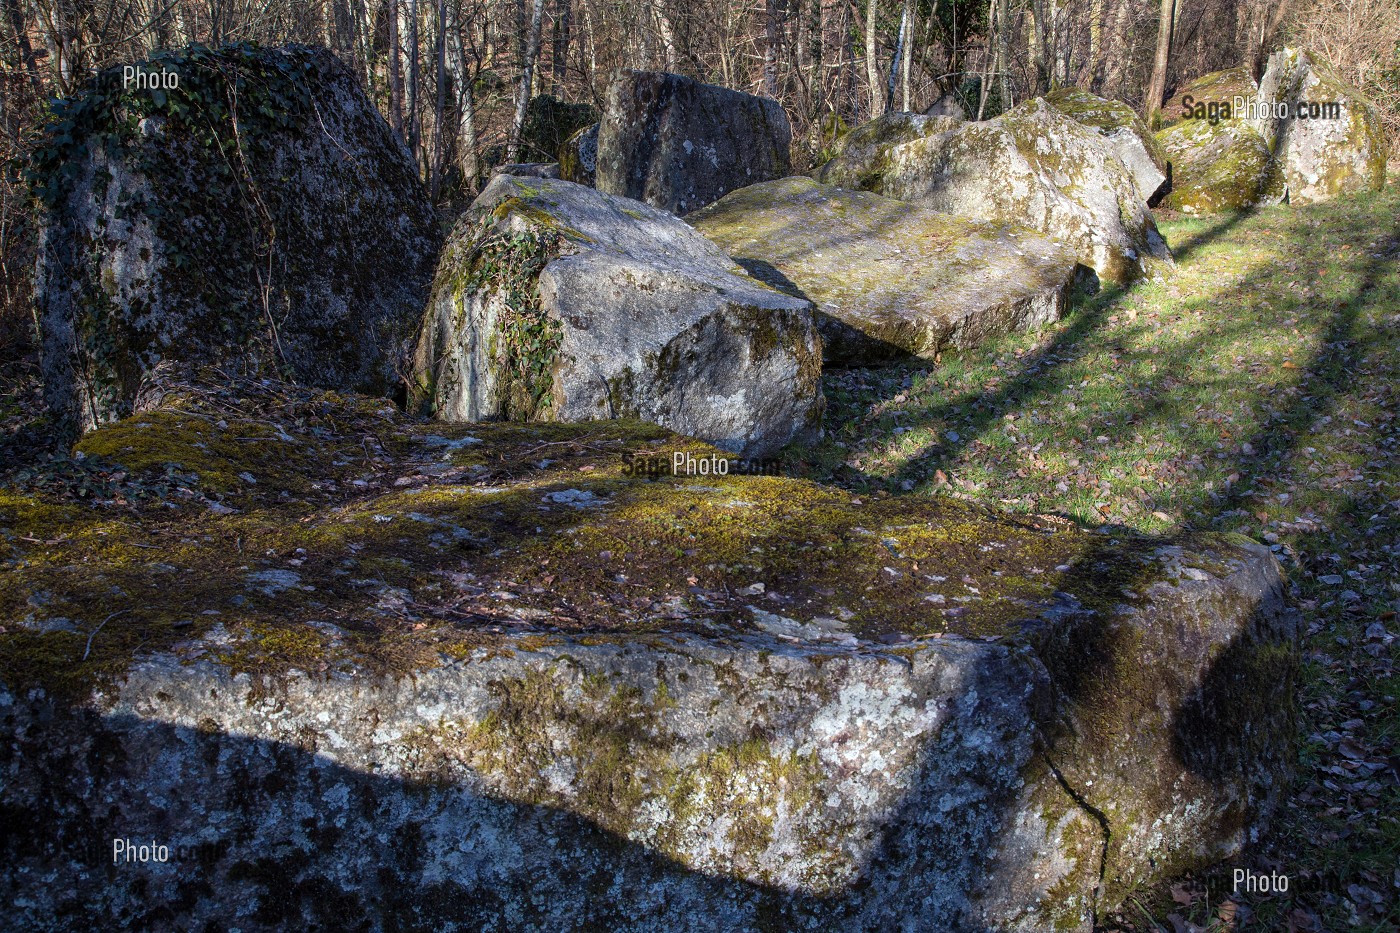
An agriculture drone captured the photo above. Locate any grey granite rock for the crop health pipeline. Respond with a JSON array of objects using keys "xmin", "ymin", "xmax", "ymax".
[
  {"xmin": 596, "ymin": 70, "xmax": 792, "ymax": 214},
  {"xmin": 409, "ymin": 175, "xmax": 823, "ymax": 457}
]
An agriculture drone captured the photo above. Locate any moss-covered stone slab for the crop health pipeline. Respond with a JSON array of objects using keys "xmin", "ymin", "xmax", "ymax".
[
  {"xmin": 30, "ymin": 44, "xmax": 438, "ymax": 438},
  {"xmin": 1155, "ymin": 118, "xmax": 1285, "ymax": 214},
  {"xmin": 409, "ymin": 175, "xmax": 822, "ymax": 458},
  {"xmin": 814, "ymin": 99, "xmax": 1173, "ymax": 285},
  {"xmin": 1044, "ymin": 87, "xmax": 1170, "ymax": 204},
  {"xmin": 1255, "ymin": 48, "xmax": 1387, "ymax": 205},
  {"xmin": 0, "ymin": 388, "xmax": 1297, "ymax": 930},
  {"xmin": 689, "ymin": 177, "xmax": 1079, "ymax": 365},
  {"xmin": 596, "ymin": 70, "xmax": 792, "ymax": 214}
]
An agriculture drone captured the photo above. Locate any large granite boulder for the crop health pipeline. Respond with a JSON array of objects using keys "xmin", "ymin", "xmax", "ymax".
[
  {"xmin": 1044, "ymin": 87, "xmax": 1170, "ymax": 204},
  {"xmin": 1155, "ymin": 67, "xmax": 1285, "ymax": 213},
  {"xmin": 690, "ymin": 177, "xmax": 1080, "ymax": 366},
  {"xmin": 29, "ymin": 44, "xmax": 438, "ymax": 437},
  {"xmin": 815, "ymin": 99, "xmax": 1172, "ymax": 285},
  {"xmin": 1254, "ymin": 48, "xmax": 1387, "ymax": 204},
  {"xmin": 596, "ymin": 70, "xmax": 792, "ymax": 214},
  {"xmin": 1155, "ymin": 118, "xmax": 1285, "ymax": 214},
  {"xmin": 0, "ymin": 395, "xmax": 1299, "ymax": 931},
  {"xmin": 409, "ymin": 175, "xmax": 822, "ymax": 458}
]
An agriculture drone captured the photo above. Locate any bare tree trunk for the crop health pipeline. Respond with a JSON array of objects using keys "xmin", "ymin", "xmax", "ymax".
[
  {"xmin": 885, "ymin": 2, "xmax": 903, "ymax": 110},
  {"xmin": 977, "ymin": 0, "xmax": 995, "ymax": 119},
  {"xmin": 389, "ymin": 0, "xmax": 405, "ymax": 140},
  {"xmin": 430, "ymin": 0, "xmax": 448, "ymax": 197},
  {"xmin": 1143, "ymin": 0, "xmax": 1176, "ymax": 121},
  {"xmin": 864, "ymin": 0, "xmax": 882, "ymax": 117},
  {"xmin": 997, "ymin": 0, "xmax": 1010, "ymax": 107},
  {"xmin": 508, "ymin": 0, "xmax": 545, "ymax": 161},
  {"xmin": 407, "ymin": 0, "xmax": 421, "ymax": 161},
  {"xmin": 764, "ymin": 0, "xmax": 780, "ymax": 96},
  {"xmin": 448, "ymin": 0, "xmax": 480, "ymax": 184},
  {"xmin": 551, "ymin": 0, "xmax": 571, "ymax": 92},
  {"xmin": 899, "ymin": 0, "xmax": 911, "ymax": 110}
]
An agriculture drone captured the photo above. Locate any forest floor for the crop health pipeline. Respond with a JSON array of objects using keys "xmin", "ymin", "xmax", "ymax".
[{"xmin": 791, "ymin": 181, "xmax": 1400, "ymax": 931}]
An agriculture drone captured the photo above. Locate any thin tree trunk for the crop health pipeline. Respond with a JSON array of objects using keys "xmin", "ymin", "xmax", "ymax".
[
  {"xmin": 407, "ymin": 0, "xmax": 421, "ymax": 162},
  {"xmin": 1143, "ymin": 0, "xmax": 1176, "ymax": 121},
  {"xmin": 430, "ymin": 0, "xmax": 448, "ymax": 197},
  {"xmin": 864, "ymin": 0, "xmax": 882, "ymax": 117},
  {"xmin": 448, "ymin": 0, "xmax": 480, "ymax": 184},
  {"xmin": 899, "ymin": 0, "xmax": 911, "ymax": 110},
  {"xmin": 764, "ymin": 0, "xmax": 780, "ymax": 96},
  {"xmin": 389, "ymin": 0, "xmax": 405, "ymax": 140},
  {"xmin": 885, "ymin": 3, "xmax": 903, "ymax": 110},
  {"xmin": 551, "ymin": 0, "xmax": 571, "ymax": 92},
  {"xmin": 977, "ymin": 0, "xmax": 994, "ymax": 119},
  {"xmin": 508, "ymin": 0, "xmax": 545, "ymax": 161},
  {"xmin": 996, "ymin": 0, "xmax": 1010, "ymax": 108}
]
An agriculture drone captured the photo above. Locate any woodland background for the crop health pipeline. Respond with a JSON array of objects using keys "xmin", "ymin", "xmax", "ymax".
[{"xmin": 0, "ymin": 0, "xmax": 1397, "ymax": 359}]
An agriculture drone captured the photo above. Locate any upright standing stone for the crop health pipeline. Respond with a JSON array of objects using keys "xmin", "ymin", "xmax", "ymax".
[
  {"xmin": 30, "ymin": 44, "xmax": 438, "ymax": 437},
  {"xmin": 595, "ymin": 70, "xmax": 792, "ymax": 215},
  {"xmin": 1254, "ymin": 48, "xmax": 1387, "ymax": 205}
]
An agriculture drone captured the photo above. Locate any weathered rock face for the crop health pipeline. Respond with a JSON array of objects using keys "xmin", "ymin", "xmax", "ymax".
[
  {"xmin": 815, "ymin": 99, "xmax": 1172, "ymax": 285},
  {"xmin": 1044, "ymin": 87, "xmax": 1170, "ymax": 204},
  {"xmin": 491, "ymin": 161, "xmax": 562, "ymax": 179},
  {"xmin": 30, "ymin": 44, "xmax": 439, "ymax": 437},
  {"xmin": 519, "ymin": 93, "xmax": 599, "ymax": 164},
  {"xmin": 810, "ymin": 111, "xmax": 961, "ymax": 191},
  {"xmin": 690, "ymin": 177, "xmax": 1080, "ymax": 365},
  {"xmin": 1155, "ymin": 118, "xmax": 1285, "ymax": 214},
  {"xmin": 559, "ymin": 122, "xmax": 599, "ymax": 185},
  {"xmin": 1254, "ymin": 48, "xmax": 1387, "ymax": 205},
  {"xmin": 409, "ymin": 175, "xmax": 822, "ymax": 458},
  {"xmin": 0, "ymin": 395, "xmax": 1299, "ymax": 931},
  {"xmin": 596, "ymin": 70, "xmax": 792, "ymax": 214}
]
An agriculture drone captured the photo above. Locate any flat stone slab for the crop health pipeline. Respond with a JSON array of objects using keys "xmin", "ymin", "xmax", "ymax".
[
  {"xmin": 0, "ymin": 388, "xmax": 1298, "ymax": 931},
  {"xmin": 689, "ymin": 177, "xmax": 1080, "ymax": 365}
]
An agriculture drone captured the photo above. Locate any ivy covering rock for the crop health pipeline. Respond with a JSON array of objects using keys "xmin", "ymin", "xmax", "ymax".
[
  {"xmin": 30, "ymin": 43, "xmax": 439, "ymax": 438},
  {"xmin": 409, "ymin": 174, "xmax": 823, "ymax": 458}
]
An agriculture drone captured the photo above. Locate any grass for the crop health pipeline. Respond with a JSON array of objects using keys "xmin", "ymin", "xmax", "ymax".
[{"xmin": 788, "ymin": 182, "xmax": 1400, "ymax": 930}]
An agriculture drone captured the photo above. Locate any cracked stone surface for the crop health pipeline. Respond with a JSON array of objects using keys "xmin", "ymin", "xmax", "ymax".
[{"xmin": 0, "ymin": 391, "xmax": 1299, "ymax": 930}]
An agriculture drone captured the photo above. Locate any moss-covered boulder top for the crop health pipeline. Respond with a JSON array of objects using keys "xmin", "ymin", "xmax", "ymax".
[
  {"xmin": 409, "ymin": 175, "xmax": 822, "ymax": 458},
  {"xmin": 689, "ymin": 177, "xmax": 1079, "ymax": 365},
  {"xmin": 30, "ymin": 43, "xmax": 438, "ymax": 439},
  {"xmin": 1043, "ymin": 87, "xmax": 1169, "ymax": 203},
  {"xmin": 1161, "ymin": 66, "xmax": 1259, "ymax": 127},
  {"xmin": 3, "ymin": 382, "xmax": 1269, "ymax": 697}
]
